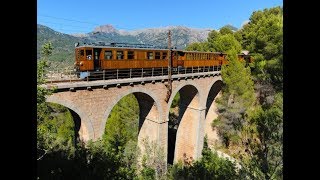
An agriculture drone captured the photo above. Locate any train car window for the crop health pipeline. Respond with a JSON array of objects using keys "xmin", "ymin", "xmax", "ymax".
[
  {"xmin": 155, "ymin": 52, "xmax": 161, "ymax": 59},
  {"xmin": 117, "ymin": 51, "xmax": 124, "ymax": 60},
  {"xmin": 86, "ymin": 50, "xmax": 92, "ymax": 60},
  {"xmin": 162, "ymin": 52, "xmax": 167, "ymax": 59},
  {"xmin": 128, "ymin": 51, "xmax": 134, "ymax": 59},
  {"xmin": 147, "ymin": 52, "xmax": 153, "ymax": 60},
  {"xmin": 80, "ymin": 50, "xmax": 84, "ymax": 56},
  {"xmin": 177, "ymin": 51, "xmax": 185, "ymax": 56},
  {"xmin": 104, "ymin": 51, "xmax": 112, "ymax": 60},
  {"xmin": 95, "ymin": 51, "xmax": 98, "ymax": 60}
]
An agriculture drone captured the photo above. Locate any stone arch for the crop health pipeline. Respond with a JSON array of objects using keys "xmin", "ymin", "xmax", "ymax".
[
  {"xmin": 204, "ymin": 77, "xmax": 223, "ymax": 148},
  {"xmin": 46, "ymin": 96, "xmax": 94, "ymax": 142},
  {"xmin": 98, "ymin": 87, "xmax": 163, "ymax": 143},
  {"xmin": 167, "ymin": 81, "xmax": 205, "ymax": 114},
  {"xmin": 167, "ymin": 82, "xmax": 204, "ymax": 163},
  {"xmin": 68, "ymin": 109, "xmax": 81, "ymax": 145},
  {"xmin": 205, "ymin": 79, "xmax": 223, "ymax": 117}
]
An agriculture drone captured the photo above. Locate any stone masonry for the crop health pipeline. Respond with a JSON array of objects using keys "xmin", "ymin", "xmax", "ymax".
[{"xmin": 46, "ymin": 75, "xmax": 223, "ymax": 163}]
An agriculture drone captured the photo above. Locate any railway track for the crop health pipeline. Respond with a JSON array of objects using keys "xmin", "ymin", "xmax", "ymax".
[{"xmin": 46, "ymin": 79, "xmax": 82, "ymax": 83}]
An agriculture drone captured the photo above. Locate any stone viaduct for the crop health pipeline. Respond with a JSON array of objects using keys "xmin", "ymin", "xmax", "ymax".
[{"xmin": 45, "ymin": 71, "xmax": 223, "ymax": 163}]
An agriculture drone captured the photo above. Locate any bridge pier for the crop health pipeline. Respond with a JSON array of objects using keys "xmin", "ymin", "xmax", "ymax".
[{"xmin": 174, "ymin": 105, "xmax": 207, "ymax": 163}]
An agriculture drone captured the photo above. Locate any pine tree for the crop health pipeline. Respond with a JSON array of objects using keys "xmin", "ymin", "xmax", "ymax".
[{"xmin": 215, "ymin": 49, "xmax": 255, "ymax": 147}]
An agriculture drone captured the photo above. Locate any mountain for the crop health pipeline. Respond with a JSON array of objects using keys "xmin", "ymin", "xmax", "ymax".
[
  {"xmin": 73, "ymin": 24, "xmax": 212, "ymax": 49},
  {"xmin": 37, "ymin": 24, "xmax": 81, "ymax": 68},
  {"xmin": 37, "ymin": 24, "xmax": 213, "ymax": 68}
]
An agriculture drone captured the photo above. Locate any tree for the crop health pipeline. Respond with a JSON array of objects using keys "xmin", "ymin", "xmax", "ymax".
[
  {"xmin": 37, "ymin": 42, "xmax": 78, "ymax": 160},
  {"xmin": 103, "ymin": 94, "xmax": 139, "ymax": 153},
  {"xmin": 37, "ymin": 60, "xmax": 51, "ymax": 122},
  {"xmin": 102, "ymin": 94, "xmax": 140, "ymax": 178},
  {"xmin": 184, "ymin": 42, "xmax": 210, "ymax": 51},
  {"xmin": 212, "ymin": 7, "xmax": 283, "ymax": 177},
  {"xmin": 214, "ymin": 49, "xmax": 255, "ymax": 147},
  {"xmin": 41, "ymin": 41, "xmax": 53, "ymax": 61},
  {"xmin": 37, "ymin": 42, "xmax": 53, "ymax": 129},
  {"xmin": 219, "ymin": 26, "xmax": 234, "ymax": 35},
  {"xmin": 212, "ymin": 34, "xmax": 242, "ymax": 54},
  {"xmin": 240, "ymin": 6, "xmax": 283, "ymax": 89},
  {"xmin": 243, "ymin": 93, "xmax": 283, "ymax": 180},
  {"xmin": 37, "ymin": 42, "xmax": 53, "ymax": 118},
  {"xmin": 207, "ymin": 30, "xmax": 219, "ymax": 46},
  {"xmin": 186, "ymin": 29, "xmax": 242, "ymax": 54},
  {"xmin": 139, "ymin": 138, "xmax": 167, "ymax": 180},
  {"xmin": 169, "ymin": 136, "xmax": 239, "ymax": 179}
]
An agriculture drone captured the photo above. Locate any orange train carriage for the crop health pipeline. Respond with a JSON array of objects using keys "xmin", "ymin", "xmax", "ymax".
[
  {"xmin": 237, "ymin": 50, "xmax": 254, "ymax": 65},
  {"xmin": 74, "ymin": 42, "xmax": 251, "ymax": 79}
]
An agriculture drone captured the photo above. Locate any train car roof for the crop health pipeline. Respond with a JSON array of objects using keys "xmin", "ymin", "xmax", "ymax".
[
  {"xmin": 76, "ymin": 45, "xmax": 226, "ymax": 54},
  {"xmin": 76, "ymin": 45, "xmax": 170, "ymax": 51}
]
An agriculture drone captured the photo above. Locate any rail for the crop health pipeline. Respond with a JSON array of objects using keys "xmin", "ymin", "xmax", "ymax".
[{"xmin": 43, "ymin": 65, "xmax": 222, "ymax": 90}]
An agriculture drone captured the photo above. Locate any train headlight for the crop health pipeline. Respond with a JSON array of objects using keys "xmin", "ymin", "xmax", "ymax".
[{"xmin": 80, "ymin": 62, "xmax": 83, "ymax": 66}]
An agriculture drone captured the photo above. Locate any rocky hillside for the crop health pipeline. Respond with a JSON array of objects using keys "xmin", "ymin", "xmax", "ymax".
[
  {"xmin": 72, "ymin": 24, "xmax": 212, "ymax": 49},
  {"xmin": 37, "ymin": 24, "xmax": 81, "ymax": 67}
]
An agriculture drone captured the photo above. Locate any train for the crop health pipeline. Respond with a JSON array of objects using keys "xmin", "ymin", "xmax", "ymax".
[{"xmin": 74, "ymin": 42, "xmax": 253, "ymax": 79}]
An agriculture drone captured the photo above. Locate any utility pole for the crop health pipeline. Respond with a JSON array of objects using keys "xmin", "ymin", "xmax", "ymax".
[{"xmin": 165, "ymin": 30, "xmax": 172, "ymax": 102}]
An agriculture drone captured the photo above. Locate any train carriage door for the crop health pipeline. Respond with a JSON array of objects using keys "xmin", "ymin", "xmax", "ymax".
[
  {"xmin": 85, "ymin": 48, "xmax": 94, "ymax": 71},
  {"xmin": 93, "ymin": 48, "xmax": 102, "ymax": 71},
  {"xmin": 177, "ymin": 51, "xmax": 185, "ymax": 68},
  {"xmin": 171, "ymin": 51, "xmax": 178, "ymax": 67}
]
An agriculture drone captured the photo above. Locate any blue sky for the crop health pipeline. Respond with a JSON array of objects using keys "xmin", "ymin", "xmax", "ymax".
[{"xmin": 37, "ymin": 0, "xmax": 282, "ymax": 34}]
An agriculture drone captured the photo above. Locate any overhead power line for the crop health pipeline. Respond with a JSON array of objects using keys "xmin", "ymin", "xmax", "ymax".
[
  {"xmin": 38, "ymin": 14, "xmax": 180, "ymax": 32},
  {"xmin": 38, "ymin": 14, "xmax": 99, "ymax": 25},
  {"xmin": 37, "ymin": 20, "xmax": 93, "ymax": 29}
]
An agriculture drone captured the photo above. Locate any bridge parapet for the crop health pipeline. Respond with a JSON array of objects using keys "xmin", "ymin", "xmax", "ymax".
[{"xmin": 43, "ymin": 71, "xmax": 221, "ymax": 91}]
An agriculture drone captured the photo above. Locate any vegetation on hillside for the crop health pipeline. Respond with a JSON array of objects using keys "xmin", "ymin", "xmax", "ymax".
[
  {"xmin": 186, "ymin": 6, "xmax": 283, "ymax": 179},
  {"xmin": 37, "ymin": 6, "xmax": 283, "ymax": 179},
  {"xmin": 37, "ymin": 25, "xmax": 81, "ymax": 69}
]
